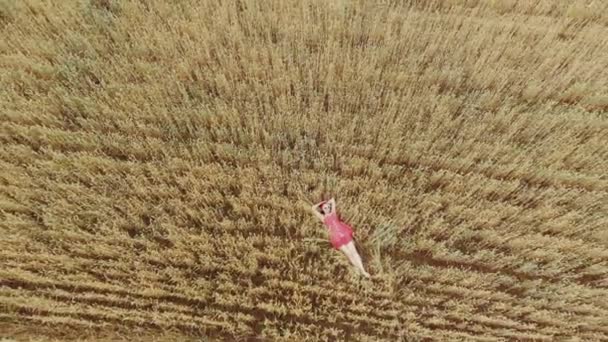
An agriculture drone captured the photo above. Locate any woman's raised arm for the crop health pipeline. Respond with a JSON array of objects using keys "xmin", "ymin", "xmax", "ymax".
[{"xmin": 325, "ymin": 198, "xmax": 336, "ymax": 214}]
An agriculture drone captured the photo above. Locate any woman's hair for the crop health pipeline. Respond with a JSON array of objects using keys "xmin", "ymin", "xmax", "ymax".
[{"xmin": 318, "ymin": 201, "xmax": 330, "ymax": 215}]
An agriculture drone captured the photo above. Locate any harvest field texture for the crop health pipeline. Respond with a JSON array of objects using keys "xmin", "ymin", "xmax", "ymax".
[{"xmin": 1, "ymin": 0, "xmax": 608, "ymax": 341}]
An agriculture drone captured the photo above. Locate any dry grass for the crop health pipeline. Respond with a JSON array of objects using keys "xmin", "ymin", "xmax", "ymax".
[{"xmin": 1, "ymin": 0, "xmax": 608, "ymax": 341}]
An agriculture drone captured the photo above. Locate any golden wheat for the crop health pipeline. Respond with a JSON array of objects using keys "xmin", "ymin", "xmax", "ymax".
[{"xmin": 1, "ymin": 0, "xmax": 608, "ymax": 341}]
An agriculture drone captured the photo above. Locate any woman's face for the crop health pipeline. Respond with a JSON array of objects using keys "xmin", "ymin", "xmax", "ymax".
[{"xmin": 321, "ymin": 202, "xmax": 332, "ymax": 215}]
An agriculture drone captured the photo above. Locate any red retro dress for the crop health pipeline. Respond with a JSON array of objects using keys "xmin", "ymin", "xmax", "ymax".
[{"xmin": 323, "ymin": 212, "xmax": 354, "ymax": 249}]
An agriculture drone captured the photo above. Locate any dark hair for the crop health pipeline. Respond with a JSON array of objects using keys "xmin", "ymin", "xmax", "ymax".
[{"xmin": 318, "ymin": 202, "xmax": 330, "ymax": 215}]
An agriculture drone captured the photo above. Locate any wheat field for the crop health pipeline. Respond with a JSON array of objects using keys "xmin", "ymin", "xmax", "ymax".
[{"xmin": 1, "ymin": 0, "xmax": 608, "ymax": 341}]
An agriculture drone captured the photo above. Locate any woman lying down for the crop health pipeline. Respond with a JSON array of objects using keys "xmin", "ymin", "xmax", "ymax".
[{"xmin": 311, "ymin": 198, "xmax": 370, "ymax": 278}]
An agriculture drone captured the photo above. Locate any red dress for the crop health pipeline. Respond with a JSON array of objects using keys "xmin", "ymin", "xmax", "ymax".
[{"xmin": 323, "ymin": 212, "xmax": 354, "ymax": 249}]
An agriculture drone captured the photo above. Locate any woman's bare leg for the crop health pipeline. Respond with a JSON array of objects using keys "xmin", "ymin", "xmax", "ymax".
[
  {"xmin": 349, "ymin": 242, "xmax": 370, "ymax": 277},
  {"xmin": 340, "ymin": 241, "xmax": 370, "ymax": 277}
]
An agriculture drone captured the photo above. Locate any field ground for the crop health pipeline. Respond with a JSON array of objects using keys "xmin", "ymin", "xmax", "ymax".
[{"xmin": 1, "ymin": 0, "xmax": 608, "ymax": 341}]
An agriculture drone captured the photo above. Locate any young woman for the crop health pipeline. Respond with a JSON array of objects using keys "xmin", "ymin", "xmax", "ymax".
[{"xmin": 311, "ymin": 198, "xmax": 370, "ymax": 278}]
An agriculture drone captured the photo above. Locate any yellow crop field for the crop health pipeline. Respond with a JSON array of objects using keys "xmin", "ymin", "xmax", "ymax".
[{"xmin": 1, "ymin": 0, "xmax": 608, "ymax": 340}]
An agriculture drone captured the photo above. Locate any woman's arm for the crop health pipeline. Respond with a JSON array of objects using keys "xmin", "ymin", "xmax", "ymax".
[{"xmin": 328, "ymin": 198, "xmax": 336, "ymax": 214}]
